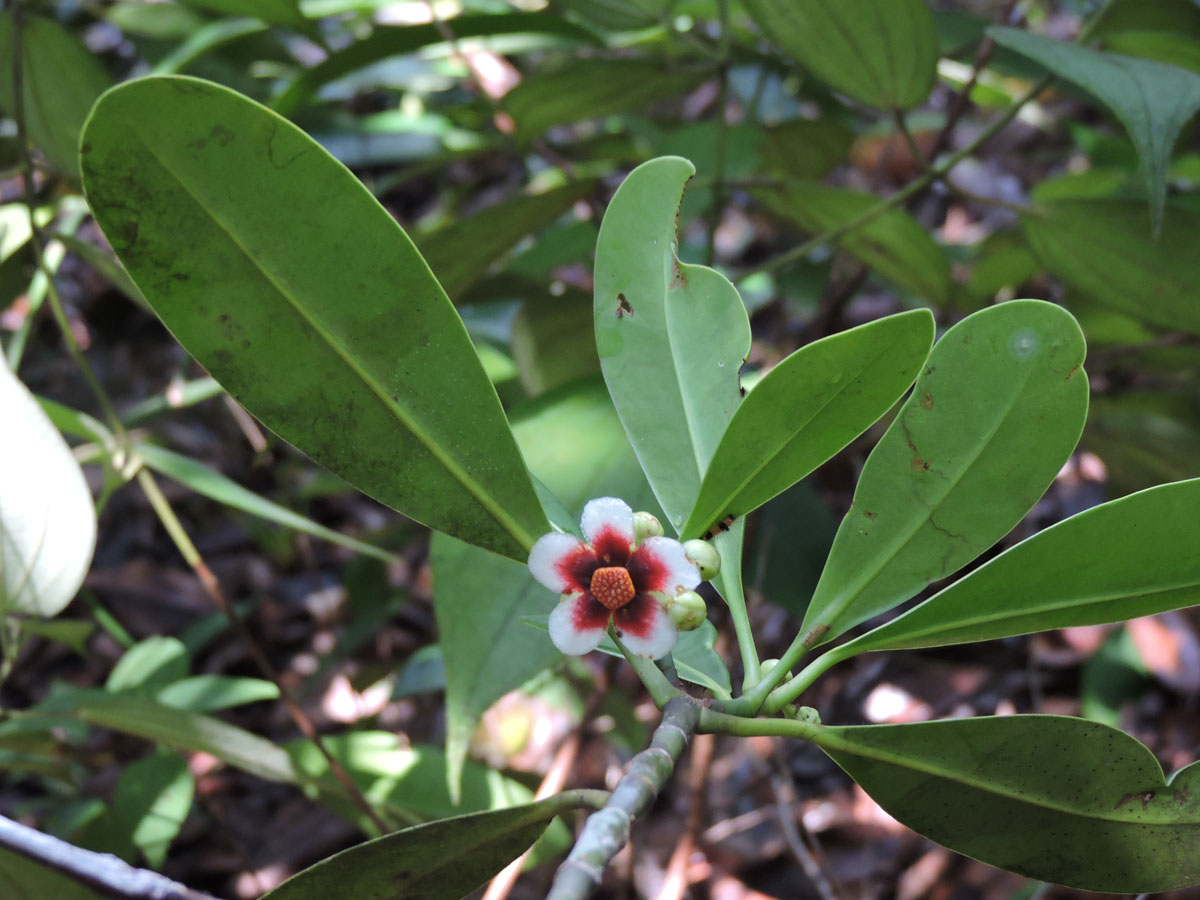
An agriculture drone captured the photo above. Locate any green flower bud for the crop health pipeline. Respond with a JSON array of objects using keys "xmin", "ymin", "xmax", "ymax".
[
  {"xmin": 632, "ymin": 511, "xmax": 664, "ymax": 543},
  {"xmin": 665, "ymin": 589, "xmax": 707, "ymax": 631},
  {"xmin": 682, "ymin": 538, "xmax": 721, "ymax": 580},
  {"xmin": 759, "ymin": 658, "xmax": 794, "ymax": 681}
]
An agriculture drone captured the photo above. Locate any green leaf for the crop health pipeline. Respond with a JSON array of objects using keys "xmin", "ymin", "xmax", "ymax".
[
  {"xmin": 81, "ymin": 76, "xmax": 547, "ymax": 561},
  {"xmin": 110, "ymin": 750, "xmax": 194, "ymax": 868},
  {"xmin": 503, "ymin": 61, "xmax": 705, "ymax": 142},
  {"xmin": 176, "ymin": 0, "xmax": 309, "ymax": 32},
  {"xmin": 683, "ymin": 310, "xmax": 934, "ymax": 539},
  {"xmin": 155, "ymin": 675, "xmax": 280, "ymax": 711},
  {"xmin": 0, "ymin": 354, "xmax": 96, "ymax": 618},
  {"xmin": 433, "ymin": 378, "xmax": 665, "ymax": 798},
  {"xmin": 0, "ymin": 13, "xmax": 110, "ymax": 177},
  {"xmin": 510, "ymin": 290, "xmax": 601, "ymax": 397},
  {"xmin": 989, "ymin": 26, "xmax": 1200, "ymax": 233},
  {"xmin": 810, "ymin": 715, "xmax": 1200, "ymax": 892},
  {"xmin": 135, "ymin": 443, "xmax": 395, "ymax": 562},
  {"xmin": 74, "ymin": 696, "xmax": 301, "ymax": 785},
  {"xmin": 105, "ymin": 637, "xmax": 189, "ymax": 691},
  {"xmin": 260, "ymin": 792, "xmax": 599, "ymax": 900},
  {"xmin": 272, "ymin": 13, "xmax": 598, "ymax": 116},
  {"xmin": 151, "ymin": 18, "xmax": 269, "ymax": 77},
  {"xmin": 798, "ymin": 300, "xmax": 1088, "ymax": 648},
  {"xmin": 832, "ymin": 478, "xmax": 1200, "ymax": 657},
  {"xmin": 594, "ymin": 156, "xmax": 750, "ymax": 532},
  {"xmin": 753, "ymin": 182, "xmax": 951, "ymax": 304},
  {"xmin": 742, "ymin": 0, "xmax": 938, "ymax": 109},
  {"xmin": 417, "ymin": 181, "xmax": 597, "ymax": 301},
  {"xmin": 1022, "ymin": 197, "xmax": 1200, "ymax": 336}
]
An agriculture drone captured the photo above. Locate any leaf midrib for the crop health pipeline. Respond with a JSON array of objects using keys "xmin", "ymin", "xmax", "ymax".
[{"xmin": 128, "ymin": 128, "xmax": 535, "ymax": 551}]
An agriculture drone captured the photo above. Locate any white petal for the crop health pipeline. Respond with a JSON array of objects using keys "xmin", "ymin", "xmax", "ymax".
[
  {"xmin": 548, "ymin": 595, "xmax": 608, "ymax": 656},
  {"xmin": 614, "ymin": 600, "xmax": 678, "ymax": 659},
  {"xmin": 634, "ymin": 536, "xmax": 701, "ymax": 592},
  {"xmin": 528, "ymin": 532, "xmax": 589, "ymax": 593},
  {"xmin": 580, "ymin": 497, "xmax": 635, "ymax": 547}
]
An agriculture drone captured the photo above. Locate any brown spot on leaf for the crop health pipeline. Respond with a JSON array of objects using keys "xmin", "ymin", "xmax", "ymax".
[
  {"xmin": 921, "ymin": 392, "xmax": 933, "ymax": 410},
  {"xmin": 616, "ymin": 293, "xmax": 634, "ymax": 318},
  {"xmin": 864, "ymin": 511, "xmax": 877, "ymax": 521},
  {"xmin": 1066, "ymin": 363, "xmax": 1081, "ymax": 381},
  {"xmin": 911, "ymin": 455, "xmax": 930, "ymax": 473}
]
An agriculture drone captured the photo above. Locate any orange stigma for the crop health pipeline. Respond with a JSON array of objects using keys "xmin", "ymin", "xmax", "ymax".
[{"xmin": 590, "ymin": 566, "xmax": 636, "ymax": 610}]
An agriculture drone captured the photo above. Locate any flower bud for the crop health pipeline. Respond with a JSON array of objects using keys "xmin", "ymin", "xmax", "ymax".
[
  {"xmin": 666, "ymin": 589, "xmax": 707, "ymax": 631},
  {"xmin": 759, "ymin": 658, "xmax": 793, "ymax": 681},
  {"xmin": 632, "ymin": 511, "xmax": 664, "ymax": 543},
  {"xmin": 682, "ymin": 538, "xmax": 721, "ymax": 580}
]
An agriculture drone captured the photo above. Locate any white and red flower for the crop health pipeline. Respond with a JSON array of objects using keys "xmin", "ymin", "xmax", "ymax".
[{"xmin": 528, "ymin": 497, "xmax": 701, "ymax": 659}]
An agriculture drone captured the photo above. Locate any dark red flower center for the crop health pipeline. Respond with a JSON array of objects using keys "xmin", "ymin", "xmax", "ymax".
[{"xmin": 590, "ymin": 566, "xmax": 636, "ymax": 610}]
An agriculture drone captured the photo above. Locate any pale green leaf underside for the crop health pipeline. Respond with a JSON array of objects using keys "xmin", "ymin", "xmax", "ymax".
[
  {"xmin": 799, "ymin": 300, "xmax": 1088, "ymax": 647},
  {"xmin": 839, "ymin": 477, "xmax": 1200, "ymax": 655}
]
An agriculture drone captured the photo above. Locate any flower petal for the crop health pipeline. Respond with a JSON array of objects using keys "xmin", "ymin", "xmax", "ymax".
[
  {"xmin": 548, "ymin": 594, "xmax": 610, "ymax": 656},
  {"xmin": 580, "ymin": 497, "xmax": 634, "ymax": 563},
  {"xmin": 627, "ymin": 536, "xmax": 701, "ymax": 594},
  {"xmin": 613, "ymin": 594, "xmax": 677, "ymax": 659},
  {"xmin": 528, "ymin": 533, "xmax": 594, "ymax": 593}
]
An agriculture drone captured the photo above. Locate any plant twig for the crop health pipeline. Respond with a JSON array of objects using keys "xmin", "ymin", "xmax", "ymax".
[
  {"xmin": 546, "ymin": 696, "xmax": 700, "ymax": 900},
  {"xmin": 135, "ymin": 468, "xmax": 392, "ymax": 835},
  {"xmin": 0, "ymin": 813, "xmax": 225, "ymax": 900}
]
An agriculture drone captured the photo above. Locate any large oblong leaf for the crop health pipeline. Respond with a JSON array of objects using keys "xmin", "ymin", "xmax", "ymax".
[
  {"xmin": 0, "ymin": 355, "xmax": 96, "ymax": 617},
  {"xmin": 834, "ymin": 478, "xmax": 1200, "ymax": 656},
  {"xmin": 594, "ymin": 156, "xmax": 750, "ymax": 532},
  {"xmin": 796, "ymin": 300, "xmax": 1088, "ymax": 649},
  {"xmin": 80, "ymin": 76, "xmax": 547, "ymax": 561},
  {"xmin": 1022, "ymin": 197, "xmax": 1200, "ymax": 336},
  {"xmin": 742, "ymin": 0, "xmax": 938, "ymax": 110},
  {"xmin": 811, "ymin": 715, "xmax": 1200, "ymax": 893},
  {"xmin": 682, "ymin": 310, "xmax": 935, "ymax": 539},
  {"xmin": 990, "ymin": 26, "xmax": 1200, "ymax": 233},
  {"xmin": 261, "ymin": 792, "xmax": 598, "ymax": 900}
]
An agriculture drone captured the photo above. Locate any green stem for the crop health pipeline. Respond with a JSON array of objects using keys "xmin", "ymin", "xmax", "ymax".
[
  {"xmin": 612, "ymin": 631, "xmax": 681, "ymax": 708},
  {"xmin": 546, "ymin": 696, "xmax": 700, "ymax": 900},
  {"xmin": 712, "ymin": 526, "xmax": 761, "ymax": 692},
  {"xmin": 762, "ymin": 645, "xmax": 850, "ymax": 714}
]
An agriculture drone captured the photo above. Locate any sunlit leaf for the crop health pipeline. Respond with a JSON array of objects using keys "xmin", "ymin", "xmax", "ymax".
[
  {"xmin": 81, "ymin": 76, "xmax": 547, "ymax": 561},
  {"xmin": 110, "ymin": 750, "xmax": 194, "ymax": 868},
  {"xmin": 0, "ymin": 355, "xmax": 96, "ymax": 618}
]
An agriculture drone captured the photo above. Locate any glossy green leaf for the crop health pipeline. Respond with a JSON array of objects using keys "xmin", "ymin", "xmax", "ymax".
[
  {"xmin": 0, "ymin": 13, "xmax": 110, "ymax": 177},
  {"xmin": 990, "ymin": 26, "xmax": 1200, "ymax": 233},
  {"xmin": 261, "ymin": 792, "xmax": 598, "ymax": 900},
  {"xmin": 1022, "ymin": 198, "xmax": 1200, "ymax": 336},
  {"xmin": 81, "ymin": 76, "xmax": 547, "ymax": 561},
  {"xmin": 272, "ymin": 13, "xmax": 598, "ymax": 116},
  {"xmin": 433, "ymin": 378, "xmax": 666, "ymax": 798},
  {"xmin": 594, "ymin": 156, "xmax": 750, "ymax": 532},
  {"xmin": 753, "ymin": 182, "xmax": 951, "ymax": 303},
  {"xmin": 797, "ymin": 300, "xmax": 1088, "ymax": 648},
  {"xmin": 833, "ymin": 478, "xmax": 1200, "ymax": 657},
  {"xmin": 135, "ymin": 443, "xmax": 395, "ymax": 562},
  {"xmin": 155, "ymin": 675, "xmax": 280, "ymax": 711},
  {"xmin": 110, "ymin": 750, "xmax": 194, "ymax": 867},
  {"xmin": 683, "ymin": 311, "xmax": 934, "ymax": 539},
  {"xmin": 810, "ymin": 715, "xmax": 1200, "ymax": 892},
  {"xmin": 503, "ymin": 61, "xmax": 705, "ymax": 142},
  {"xmin": 417, "ymin": 181, "xmax": 597, "ymax": 301},
  {"xmin": 742, "ymin": 0, "xmax": 938, "ymax": 109},
  {"xmin": 74, "ymin": 697, "xmax": 301, "ymax": 785},
  {"xmin": 0, "ymin": 354, "xmax": 96, "ymax": 618}
]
